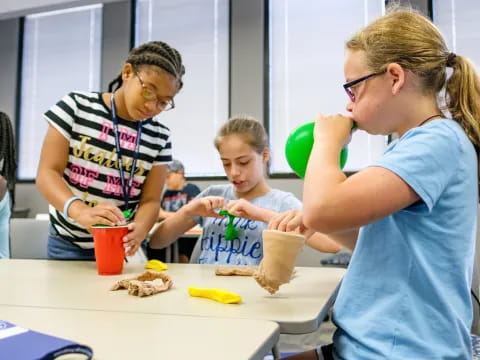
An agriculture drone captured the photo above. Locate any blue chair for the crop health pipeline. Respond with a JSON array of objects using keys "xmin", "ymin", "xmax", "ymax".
[{"xmin": 472, "ymin": 334, "xmax": 480, "ymax": 360}]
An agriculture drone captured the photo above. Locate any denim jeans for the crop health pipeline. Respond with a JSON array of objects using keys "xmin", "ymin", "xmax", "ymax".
[{"xmin": 47, "ymin": 226, "xmax": 95, "ymax": 260}]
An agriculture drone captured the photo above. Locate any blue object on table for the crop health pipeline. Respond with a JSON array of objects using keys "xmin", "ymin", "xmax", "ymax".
[{"xmin": 0, "ymin": 320, "xmax": 93, "ymax": 359}]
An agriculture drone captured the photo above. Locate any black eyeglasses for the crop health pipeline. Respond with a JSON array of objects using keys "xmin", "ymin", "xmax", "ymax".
[
  {"xmin": 135, "ymin": 72, "xmax": 175, "ymax": 111},
  {"xmin": 343, "ymin": 71, "xmax": 384, "ymax": 102}
]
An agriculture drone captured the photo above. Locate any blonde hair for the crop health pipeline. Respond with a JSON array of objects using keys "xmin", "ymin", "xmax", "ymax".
[
  {"xmin": 346, "ymin": 6, "xmax": 480, "ymax": 147},
  {"xmin": 214, "ymin": 115, "xmax": 268, "ymax": 154}
]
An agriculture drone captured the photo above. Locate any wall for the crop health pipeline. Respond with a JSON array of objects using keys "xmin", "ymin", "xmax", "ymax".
[
  {"xmin": 0, "ymin": 0, "xmax": 123, "ymax": 20},
  {"xmin": 0, "ymin": 18, "xmax": 20, "ymax": 125}
]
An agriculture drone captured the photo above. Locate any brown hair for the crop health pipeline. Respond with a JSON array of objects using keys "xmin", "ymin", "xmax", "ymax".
[
  {"xmin": 346, "ymin": 6, "xmax": 480, "ymax": 147},
  {"xmin": 108, "ymin": 41, "xmax": 185, "ymax": 92},
  {"xmin": 0, "ymin": 111, "xmax": 16, "ymax": 207},
  {"xmin": 214, "ymin": 115, "xmax": 268, "ymax": 154}
]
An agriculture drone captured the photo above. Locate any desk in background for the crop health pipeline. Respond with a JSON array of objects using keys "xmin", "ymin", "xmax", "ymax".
[{"xmin": 148, "ymin": 223, "xmax": 202, "ymax": 263}]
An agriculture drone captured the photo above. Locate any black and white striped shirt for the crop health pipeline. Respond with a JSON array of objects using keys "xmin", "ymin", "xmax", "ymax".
[{"xmin": 44, "ymin": 91, "xmax": 172, "ymax": 249}]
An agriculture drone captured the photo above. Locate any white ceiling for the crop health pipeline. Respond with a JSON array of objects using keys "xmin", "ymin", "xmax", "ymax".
[{"xmin": 0, "ymin": 0, "xmax": 122, "ymax": 20}]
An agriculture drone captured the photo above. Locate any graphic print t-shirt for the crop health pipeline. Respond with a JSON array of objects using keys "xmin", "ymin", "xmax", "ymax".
[
  {"xmin": 161, "ymin": 183, "xmax": 201, "ymax": 212},
  {"xmin": 44, "ymin": 91, "xmax": 172, "ymax": 249},
  {"xmin": 193, "ymin": 184, "xmax": 302, "ymax": 265}
]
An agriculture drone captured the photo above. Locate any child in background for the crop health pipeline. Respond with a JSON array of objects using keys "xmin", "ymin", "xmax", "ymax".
[
  {"xmin": 0, "ymin": 112, "xmax": 17, "ymax": 258},
  {"xmin": 147, "ymin": 159, "xmax": 201, "ymax": 263},
  {"xmin": 36, "ymin": 41, "xmax": 185, "ymax": 260},
  {"xmin": 149, "ymin": 116, "xmax": 340, "ymax": 265},
  {"xmin": 270, "ymin": 7, "xmax": 480, "ymax": 360}
]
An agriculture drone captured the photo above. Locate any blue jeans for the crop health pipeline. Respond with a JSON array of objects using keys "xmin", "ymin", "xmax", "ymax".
[{"xmin": 47, "ymin": 226, "xmax": 95, "ymax": 260}]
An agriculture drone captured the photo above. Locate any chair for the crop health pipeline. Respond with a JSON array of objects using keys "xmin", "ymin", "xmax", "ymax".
[
  {"xmin": 9, "ymin": 219, "xmax": 49, "ymax": 259},
  {"xmin": 189, "ymin": 237, "xmax": 201, "ymax": 263},
  {"xmin": 472, "ymin": 334, "xmax": 480, "ymax": 360},
  {"xmin": 11, "ymin": 207, "xmax": 30, "ymax": 218}
]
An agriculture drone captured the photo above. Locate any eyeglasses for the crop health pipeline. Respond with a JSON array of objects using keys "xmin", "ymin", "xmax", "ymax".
[
  {"xmin": 343, "ymin": 71, "xmax": 384, "ymax": 102},
  {"xmin": 135, "ymin": 72, "xmax": 175, "ymax": 111}
]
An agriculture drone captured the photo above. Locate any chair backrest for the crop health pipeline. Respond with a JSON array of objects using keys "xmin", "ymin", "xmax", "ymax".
[{"xmin": 9, "ymin": 219, "xmax": 49, "ymax": 259}]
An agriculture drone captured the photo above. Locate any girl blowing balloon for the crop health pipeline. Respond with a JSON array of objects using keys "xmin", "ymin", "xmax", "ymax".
[{"xmin": 271, "ymin": 7, "xmax": 480, "ymax": 360}]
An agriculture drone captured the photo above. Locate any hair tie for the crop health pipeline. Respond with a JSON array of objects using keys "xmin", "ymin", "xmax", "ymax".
[{"xmin": 446, "ymin": 52, "xmax": 457, "ymax": 67}]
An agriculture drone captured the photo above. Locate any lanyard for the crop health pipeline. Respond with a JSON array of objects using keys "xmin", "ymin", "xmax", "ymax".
[{"xmin": 110, "ymin": 94, "xmax": 143, "ymax": 210}]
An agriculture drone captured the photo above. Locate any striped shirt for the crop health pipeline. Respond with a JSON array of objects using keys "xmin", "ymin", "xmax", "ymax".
[{"xmin": 44, "ymin": 91, "xmax": 172, "ymax": 249}]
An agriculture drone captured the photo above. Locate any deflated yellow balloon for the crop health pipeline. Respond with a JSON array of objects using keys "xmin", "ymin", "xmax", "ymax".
[
  {"xmin": 145, "ymin": 259, "xmax": 168, "ymax": 272},
  {"xmin": 188, "ymin": 287, "xmax": 242, "ymax": 304}
]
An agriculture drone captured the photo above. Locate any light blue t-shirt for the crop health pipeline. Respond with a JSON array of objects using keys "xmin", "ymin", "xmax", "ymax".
[
  {"xmin": 193, "ymin": 184, "xmax": 302, "ymax": 265},
  {"xmin": 0, "ymin": 192, "xmax": 11, "ymax": 258},
  {"xmin": 332, "ymin": 119, "xmax": 477, "ymax": 360}
]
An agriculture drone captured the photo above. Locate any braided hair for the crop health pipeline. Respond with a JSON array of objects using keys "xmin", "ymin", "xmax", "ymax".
[
  {"xmin": 0, "ymin": 112, "xmax": 17, "ymax": 207},
  {"xmin": 108, "ymin": 41, "xmax": 185, "ymax": 92}
]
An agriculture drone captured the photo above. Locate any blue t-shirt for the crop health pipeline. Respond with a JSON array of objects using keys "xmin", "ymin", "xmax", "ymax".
[
  {"xmin": 193, "ymin": 184, "xmax": 302, "ymax": 265},
  {"xmin": 333, "ymin": 119, "xmax": 477, "ymax": 359},
  {"xmin": 0, "ymin": 191, "xmax": 10, "ymax": 258}
]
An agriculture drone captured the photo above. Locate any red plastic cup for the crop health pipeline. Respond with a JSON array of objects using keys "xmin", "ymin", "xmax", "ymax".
[{"xmin": 91, "ymin": 225, "xmax": 128, "ymax": 275}]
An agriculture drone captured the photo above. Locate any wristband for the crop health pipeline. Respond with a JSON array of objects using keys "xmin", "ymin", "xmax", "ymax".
[{"xmin": 63, "ymin": 196, "xmax": 82, "ymax": 222}]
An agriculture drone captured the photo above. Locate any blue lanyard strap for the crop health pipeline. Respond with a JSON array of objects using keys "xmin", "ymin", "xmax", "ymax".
[{"xmin": 110, "ymin": 94, "xmax": 143, "ymax": 209}]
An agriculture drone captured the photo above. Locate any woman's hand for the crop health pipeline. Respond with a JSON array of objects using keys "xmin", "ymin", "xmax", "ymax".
[
  {"xmin": 70, "ymin": 201, "xmax": 125, "ymax": 228},
  {"xmin": 182, "ymin": 196, "xmax": 225, "ymax": 218},
  {"xmin": 314, "ymin": 113, "xmax": 354, "ymax": 148},
  {"xmin": 122, "ymin": 222, "xmax": 148, "ymax": 256}
]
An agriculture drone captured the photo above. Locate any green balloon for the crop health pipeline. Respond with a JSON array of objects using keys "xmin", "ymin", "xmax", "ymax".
[{"xmin": 285, "ymin": 122, "xmax": 349, "ymax": 178}]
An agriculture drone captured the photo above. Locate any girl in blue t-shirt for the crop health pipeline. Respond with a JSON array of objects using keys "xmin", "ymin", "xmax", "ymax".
[
  {"xmin": 149, "ymin": 116, "xmax": 340, "ymax": 265},
  {"xmin": 270, "ymin": 7, "xmax": 480, "ymax": 360}
]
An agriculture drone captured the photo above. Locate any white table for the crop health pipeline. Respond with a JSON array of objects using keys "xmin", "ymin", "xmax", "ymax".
[
  {"xmin": 0, "ymin": 305, "xmax": 279, "ymax": 360},
  {"xmin": 0, "ymin": 259, "xmax": 345, "ymax": 334}
]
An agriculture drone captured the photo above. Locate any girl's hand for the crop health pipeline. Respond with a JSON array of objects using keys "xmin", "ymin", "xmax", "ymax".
[
  {"xmin": 225, "ymin": 199, "xmax": 262, "ymax": 221},
  {"xmin": 183, "ymin": 196, "xmax": 225, "ymax": 218},
  {"xmin": 72, "ymin": 202, "xmax": 125, "ymax": 228},
  {"xmin": 268, "ymin": 210, "xmax": 310, "ymax": 236},
  {"xmin": 122, "ymin": 222, "xmax": 147, "ymax": 256},
  {"xmin": 314, "ymin": 113, "xmax": 354, "ymax": 147}
]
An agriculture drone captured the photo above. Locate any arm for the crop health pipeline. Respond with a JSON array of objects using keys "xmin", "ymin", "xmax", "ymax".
[
  {"xmin": 36, "ymin": 125, "xmax": 78, "ymax": 213},
  {"xmin": 150, "ymin": 196, "xmax": 225, "ymax": 249},
  {"xmin": 36, "ymin": 125, "xmax": 124, "ymax": 227},
  {"xmin": 306, "ymin": 229, "xmax": 358, "ymax": 252},
  {"xmin": 150, "ymin": 207, "xmax": 197, "ymax": 248},
  {"xmin": 123, "ymin": 165, "xmax": 167, "ymax": 255},
  {"xmin": 303, "ymin": 114, "xmax": 419, "ymax": 234},
  {"xmin": 158, "ymin": 207, "xmax": 176, "ymax": 220},
  {"xmin": 226, "ymin": 198, "xmax": 278, "ymax": 223}
]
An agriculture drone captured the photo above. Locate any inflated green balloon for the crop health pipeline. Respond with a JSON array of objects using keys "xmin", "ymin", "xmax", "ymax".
[{"xmin": 285, "ymin": 122, "xmax": 349, "ymax": 178}]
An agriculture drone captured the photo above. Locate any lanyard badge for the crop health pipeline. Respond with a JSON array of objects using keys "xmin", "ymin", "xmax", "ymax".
[{"xmin": 110, "ymin": 94, "xmax": 143, "ymax": 214}]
